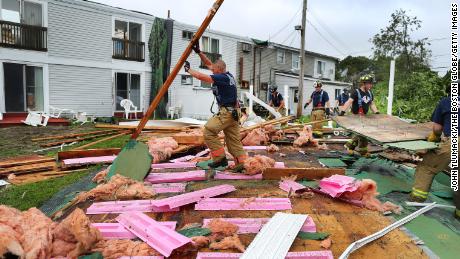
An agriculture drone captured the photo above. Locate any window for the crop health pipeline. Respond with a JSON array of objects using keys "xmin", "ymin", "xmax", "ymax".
[
  {"xmin": 182, "ymin": 30, "xmax": 193, "ymax": 40},
  {"xmin": 1, "ymin": 0, "xmax": 43, "ymax": 25},
  {"xmin": 242, "ymin": 43, "xmax": 251, "ymax": 52},
  {"xmin": 115, "ymin": 73, "xmax": 141, "ymax": 111},
  {"xmin": 317, "ymin": 60, "xmax": 326, "ymax": 76},
  {"xmin": 260, "ymin": 82, "xmax": 268, "ymax": 91},
  {"xmin": 277, "ymin": 49, "xmax": 286, "ymax": 64},
  {"xmin": 292, "ymin": 53, "xmax": 300, "ymax": 70},
  {"xmin": 200, "ymin": 36, "xmax": 221, "ymax": 69},
  {"xmin": 241, "ymin": 80, "xmax": 249, "ymax": 89},
  {"xmin": 114, "ymin": 20, "xmax": 142, "ymax": 41},
  {"xmin": 335, "ymin": 89, "xmax": 341, "ymax": 100},
  {"xmin": 181, "ymin": 75, "xmax": 193, "ymax": 85}
]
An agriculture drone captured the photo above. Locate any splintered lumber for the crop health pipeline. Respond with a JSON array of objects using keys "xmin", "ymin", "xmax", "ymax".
[
  {"xmin": 40, "ymin": 131, "xmax": 125, "ymax": 147},
  {"xmin": 333, "ymin": 114, "xmax": 430, "ymax": 143},
  {"xmin": 263, "ymin": 167, "xmax": 345, "ymax": 180},
  {"xmin": 95, "ymin": 123, "xmax": 190, "ymax": 132},
  {"xmin": 31, "ymin": 129, "xmax": 122, "ymax": 142},
  {"xmin": 282, "ymin": 119, "xmax": 330, "ymax": 130},
  {"xmin": 241, "ymin": 116, "xmax": 294, "ymax": 133},
  {"xmin": 172, "ymin": 135, "xmax": 205, "ymax": 145},
  {"xmin": 58, "ymin": 148, "xmax": 121, "ymax": 161},
  {"xmin": 74, "ymin": 131, "xmax": 130, "ymax": 150},
  {"xmin": 7, "ymin": 169, "xmax": 86, "ymax": 185},
  {"xmin": 0, "ymin": 156, "xmax": 55, "ymax": 169},
  {"xmin": 0, "ymin": 161, "xmax": 56, "ymax": 177}
]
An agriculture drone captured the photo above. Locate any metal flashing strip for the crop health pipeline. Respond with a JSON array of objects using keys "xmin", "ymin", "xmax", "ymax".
[
  {"xmin": 243, "ymin": 146, "xmax": 268, "ymax": 150},
  {"xmin": 92, "ymin": 222, "xmax": 177, "ymax": 239},
  {"xmin": 116, "ymin": 211, "xmax": 191, "ymax": 257},
  {"xmin": 241, "ymin": 213, "xmax": 308, "ymax": 259},
  {"xmin": 145, "ymin": 170, "xmax": 206, "ymax": 183},
  {"xmin": 279, "ymin": 180, "xmax": 307, "ymax": 193},
  {"xmin": 195, "ymin": 198, "xmax": 292, "ymax": 211},
  {"xmin": 227, "ymin": 161, "xmax": 285, "ymax": 168},
  {"xmin": 151, "ymin": 162, "xmax": 196, "ymax": 169},
  {"xmin": 170, "ymin": 155, "xmax": 195, "ymax": 163},
  {"xmin": 202, "ymin": 217, "xmax": 316, "ymax": 234},
  {"xmin": 152, "ymin": 184, "xmax": 236, "ymax": 209},
  {"xmin": 196, "ymin": 251, "xmax": 333, "ymax": 259},
  {"xmin": 214, "ymin": 171, "xmax": 263, "ymax": 180},
  {"xmin": 152, "ymin": 183, "xmax": 187, "ymax": 194},
  {"xmin": 86, "ymin": 200, "xmax": 179, "ymax": 215}
]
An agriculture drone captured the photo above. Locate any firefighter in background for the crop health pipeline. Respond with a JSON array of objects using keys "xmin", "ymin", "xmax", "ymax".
[
  {"xmin": 185, "ymin": 41, "xmax": 247, "ymax": 172},
  {"xmin": 268, "ymin": 86, "xmax": 286, "ymax": 119},
  {"xmin": 335, "ymin": 88, "xmax": 350, "ymax": 114},
  {"xmin": 339, "ymin": 74, "xmax": 380, "ymax": 156},
  {"xmin": 409, "ymin": 82, "xmax": 459, "ymax": 219},
  {"xmin": 304, "ymin": 81, "xmax": 331, "ymax": 129}
]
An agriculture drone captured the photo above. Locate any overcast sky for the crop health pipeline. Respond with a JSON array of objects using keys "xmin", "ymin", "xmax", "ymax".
[{"xmin": 92, "ymin": 0, "xmax": 452, "ymax": 74}]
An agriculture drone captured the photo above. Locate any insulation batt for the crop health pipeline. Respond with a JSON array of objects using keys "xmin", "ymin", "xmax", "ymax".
[
  {"xmin": 209, "ymin": 235, "xmax": 246, "ymax": 252},
  {"xmin": 342, "ymin": 179, "xmax": 402, "ymax": 214},
  {"xmin": 191, "ymin": 236, "xmax": 210, "ymax": 248},
  {"xmin": 243, "ymin": 155, "xmax": 276, "ymax": 175},
  {"xmin": 75, "ymin": 174, "xmax": 155, "ymax": 203},
  {"xmin": 148, "ymin": 137, "xmax": 179, "ymax": 164},
  {"xmin": 293, "ymin": 125, "xmax": 318, "ymax": 147},
  {"xmin": 267, "ymin": 144, "xmax": 280, "ymax": 153},
  {"xmin": 207, "ymin": 219, "xmax": 239, "ymax": 239},
  {"xmin": 242, "ymin": 128, "xmax": 270, "ymax": 146},
  {"xmin": 92, "ymin": 167, "xmax": 109, "ymax": 184},
  {"xmin": 92, "ymin": 239, "xmax": 160, "ymax": 259},
  {"xmin": 175, "ymin": 128, "xmax": 204, "ymax": 137}
]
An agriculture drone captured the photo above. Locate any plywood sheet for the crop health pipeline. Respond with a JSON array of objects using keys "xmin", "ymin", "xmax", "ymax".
[{"xmin": 333, "ymin": 114, "xmax": 430, "ymax": 143}]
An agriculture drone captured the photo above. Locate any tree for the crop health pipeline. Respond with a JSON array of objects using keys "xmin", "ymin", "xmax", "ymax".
[
  {"xmin": 372, "ymin": 9, "xmax": 431, "ymax": 74},
  {"xmin": 336, "ymin": 56, "xmax": 375, "ymax": 84}
]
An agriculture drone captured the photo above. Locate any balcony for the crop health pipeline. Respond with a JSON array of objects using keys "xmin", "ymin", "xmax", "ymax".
[
  {"xmin": 199, "ymin": 52, "xmax": 222, "ymax": 69},
  {"xmin": 0, "ymin": 20, "xmax": 47, "ymax": 51},
  {"xmin": 112, "ymin": 38, "xmax": 145, "ymax": 62}
]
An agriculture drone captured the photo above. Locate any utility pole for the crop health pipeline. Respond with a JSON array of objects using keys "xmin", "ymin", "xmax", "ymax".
[{"xmin": 296, "ymin": 0, "xmax": 307, "ymax": 117}]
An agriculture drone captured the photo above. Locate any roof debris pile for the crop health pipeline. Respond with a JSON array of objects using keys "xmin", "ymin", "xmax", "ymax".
[
  {"xmin": 148, "ymin": 137, "xmax": 180, "ymax": 164},
  {"xmin": 293, "ymin": 125, "xmax": 318, "ymax": 147},
  {"xmin": 243, "ymin": 155, "xmax": 275, "ymax": 175}
]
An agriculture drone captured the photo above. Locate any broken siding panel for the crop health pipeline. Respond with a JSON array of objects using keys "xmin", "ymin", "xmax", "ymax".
[
  {"xmin": 47, "ymin": 2, "xmax": 112, "ymax": 62},
  {"xmin": 49, "ymin": 65, "xmax": 113, "ymax": 116}
]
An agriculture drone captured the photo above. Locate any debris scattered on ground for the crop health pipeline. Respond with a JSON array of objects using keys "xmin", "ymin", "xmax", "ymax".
[
  {"xmin": 148, "ymin": 137, "xmax": 179, "ymax": 163},
  {"xmin": 243, "ymin": 155, "xmax": 276, "ymax": 175},
  {"xmin": 209, "ymin": 234, "xmax": 246, "ymax": 252},
  {"xmin": 242, "ymin": 128, "xmax": 270, "ymax": 146},
  {"xmin": 92, "ymin": 239, "xmax": 160, "ymax": 259},
  {"xmin": 92, "ymin": 167, "xmax": 109, "ymax": 183},
  {"xmin": 191, "ymin": 236, "xmax": 210, "ymax": 248},
  {"xmin": 293, "ymin": 125, "xmax": 318, "ymax": 147},
  {"xmin": 75, "ymin": 174, "xmax": 155, "ymax": 203},
  {"xmin": 318, "ymin": 143, "xmax": 329, "ymax": 150},
  {"xmin": 279, "ymin": 153, "xmax": 286, "ymax": 157},
  {"xmin": 267, "ymin": 144, "xmax": 280, "ymax": 153},
  {"xmin": 207, "ymin": 219, "xmax": 239, "ymax": 240},
  {"xmin": 320, "ymin": 237, "xmax": 332, "ymax": 249}
]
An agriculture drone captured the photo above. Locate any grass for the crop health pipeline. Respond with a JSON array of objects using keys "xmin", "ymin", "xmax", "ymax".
[{"xmin": 0, "ymin": 169, "xmax": 90, "ymax": 211}]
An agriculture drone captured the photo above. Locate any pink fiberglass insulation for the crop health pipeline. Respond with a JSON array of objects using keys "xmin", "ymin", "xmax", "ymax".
[
  {"xmin": 243, "ymin": 155, "xmax": 276, "ymax": 175},
  {"xmin": 341, "ymin": 179, "xmax": 402, "ymax": 214},
  {"xmin": 148, "ymin": 137, "xmax": 179, "ymax": 164},
  {"xmin": 209, "ymin": 235, "xmax": 246, "ymax": 252},
  {"xmin": 242, "ymin": 128, "xmax": 270, "ymax": 146},
  {"xmin": 319, "ymin": 175, "xmax": 359, "ymax": 198},
  {"xmin": 0, "ymin": 206, "xmax": 102, "ymax": 259},
  {"xmin": 267, "ymin": 144, "xmax": 280, "ymax": 153},
  {"xmin": 92, "ymin": 239, "xmax": 160, "ymax": 259},
  {"xmin": 74, "ymin": 174, "xmax": 155, "ymax": 203},
  {"xmin": 207, "ymin": 219, "xmax": 239, "ymax": 240},
  {"xmin": 293, "ymin": 125, "xmax": 318, "ymax": 147}
]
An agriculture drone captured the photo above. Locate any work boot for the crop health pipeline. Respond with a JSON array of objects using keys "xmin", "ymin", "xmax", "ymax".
[
  {"xmin": 231, "ymin": 163, "xmax": 245, "ymax": 173},
  {"xmin": 208, "ymin": 157, "xmax": 228, "ymax": 169}
]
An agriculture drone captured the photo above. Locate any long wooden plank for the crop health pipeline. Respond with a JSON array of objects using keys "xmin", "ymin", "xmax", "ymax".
[
  {"xmin": 58, "ymin": 148, "xmax": 121, "ymax": 161},
  {"xmin": 74, "ymin": 131, "xmax": 130, "ymax": 150},
  {"xmin": 0, "ymin": 157, "xmax": 55, "ymax": 169},
  {"xmin": 172, "ymin": 135, "xmax": 204, "ymax": 145},
  {"xmin": 95, "ymin": 123, "xmax": 190, "ymax": 132},
  {"xmin": 263, "ymin": 167, "xmax": 345, "ymax": 180},
  {"xmin": 241, "ymin": 116, "xmax": 294, "ymax": 133},
  {"xmin": 40, "ymin": 131, "xmax": 122, "ymax": 147},
  {"xmin": 31, "ymin": 129, "xmax": 121, "ymax": 142},
  {"xmin": 333, "ymin": 114, "xmax": 430, "ymax": 143},
  {"xmin": 0, "ymin": 161, "xmax": 56, "ymax": 176},
  {"xmin": 7, "ymin": 169, "xmax": 86, "ymax": 185}
]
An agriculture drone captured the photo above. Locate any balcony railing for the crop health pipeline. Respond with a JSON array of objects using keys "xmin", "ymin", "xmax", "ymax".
[
  {"xmin": 200, "ymin": 52, "xmax": 222, "ymax": 69},
  {"xmin": 0, "ymin": 20, "xmax": 47, "ymax": 51},
  {"xmin": 112, "ymin": 38, "xmax": 145, "ymax": 62}
]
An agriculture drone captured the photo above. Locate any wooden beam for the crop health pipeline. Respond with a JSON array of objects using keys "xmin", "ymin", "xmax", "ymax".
[
  {"xmin": 172, "ymin": 135, "xmax": 204, "ymax": 145},
  {"xmin": 0, "ymin": 162, "xmax": 56, "ymax": 177},
  {"xmin": 31, "ymin": 129, "xmax": 122, "ymax": 142},
  {"xmin": 263, "ymin": 167, "xmax": 345, "ymax": 180},
  {"xmin": 73, "ymin": 131, "xmax": 130, "ymax": 150},
  {"xmin": 57, "ymin": 148, "xmax": 121, "ymax": 161},
  {"xmin": 0, "ymin": 157, "xmax": 55, "ymax": 169},
  {"xmin": 95, "ymin": 123, "xmax": 189, "ymax": 131}
]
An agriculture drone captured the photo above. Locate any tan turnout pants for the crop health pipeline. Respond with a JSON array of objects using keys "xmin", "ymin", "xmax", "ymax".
[
  {"xmin": 311, "ymin": 109, "xmax": 325, "ymax": 130},
  {"xmin": 204, "ymin": 107, "xmax": 247, "ymax": 163}
]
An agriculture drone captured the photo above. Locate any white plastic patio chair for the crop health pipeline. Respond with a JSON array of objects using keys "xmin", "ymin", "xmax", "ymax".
[
  {"xmin": 0, "ymin": 112, "xmax": 3, "ymax": 121},
  {"xmin": 49, "ymin": 105, "xmax": 74, "ymax": 118},
  {"xmin": 120, "ymin": 99, "xmax": 138, "ymax": 119},
  {"xmin": 168, "ymin": 104, "xmax": 182, "ymax": 119},
  {"xmin": 75, "ymin": 112, "xmax": 88, "ymax": 125},
  {"xmin": 22, "ymin": 110, "xmax": 49, "ymax": 126}
]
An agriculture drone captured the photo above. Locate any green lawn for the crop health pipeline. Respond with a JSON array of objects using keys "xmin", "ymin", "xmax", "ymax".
[{"xmin": 0, "ymin": 170, "xmax": 90, "ymax": 210}]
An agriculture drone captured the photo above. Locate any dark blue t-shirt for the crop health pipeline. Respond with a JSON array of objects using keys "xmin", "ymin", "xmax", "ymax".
[
  {"xmin": 210, "ymin": 72, "xmax": 237, "ymax": 107},
  {"xmin": 269, "ymin": 92, "xmax": 284, "ymax": 107},
  {"xmin": 336, "ymin": 93, "xmax": 349, "ymax": 106},
  {"xmin": 311, "ymin": 90, "xmax": 329, "ymax": 107},
  {"xmin": 431, "ymin": 96, "xmax": 455, "ymax": 137}
]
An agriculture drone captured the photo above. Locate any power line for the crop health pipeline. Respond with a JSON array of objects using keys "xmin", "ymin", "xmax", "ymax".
[
  {"xmin": 269, "ymin": 3, "xmax": 302, "ymax": 41},
  {"xmin": 307, "ymin": 10, "xmax": 352, "ymax": 51},
  {"xmin": 306, "ymin": 19, "xmax": 347, "ymax": 56},
  {"xmin": 428, "ymin": 37, "xmax": 448, "ymax": 42}
]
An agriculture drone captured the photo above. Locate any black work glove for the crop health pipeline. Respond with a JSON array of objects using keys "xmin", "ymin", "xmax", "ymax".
[
  {"xmin": 339, "ymin": 111, "xmax": 346, "ymax": 116},
  {"xmin": 192, "ymin": 41, "xmax": 201, "ymax": 54},
  {"xmin": 184, "ymin": 61, "xmax": 190, "ymax": 73},
  {"xmin": 375, "ymin": 111, "xmax": 380, "ymax": 114},
  {"xmin": 303, "ymin": 103, "xmax": 308, "ymax": 109},
  {"xmin": 326, "ymin": 108, "xmax": 331, "ymax": 116}
]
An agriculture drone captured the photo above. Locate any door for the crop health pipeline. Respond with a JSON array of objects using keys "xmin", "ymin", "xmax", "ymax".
[
  {"xmin": 115, "ymin": 73, "xmax": 141, "ymax": 111},
  {"xmin": 4, "ymin": 63, "xmax": 25, "ymax": 112}
]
